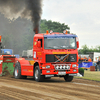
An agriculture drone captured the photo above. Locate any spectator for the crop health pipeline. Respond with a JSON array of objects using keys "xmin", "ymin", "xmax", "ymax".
[
  {"xmin": 94, "ymin": 57, "xmax": 98, "ymax": 71},
  {"xmin": 84, "ymin": 56, "xmax": 88, "ymax": 61},
  {"xmin": 97, "ymin": 56, "xmax": 100, "ymax": 71},
  {"xmin": 88, "ymin": 57, "xmax": 92, "ymax": 62},
  {"xmin": 79, "ymin": 56, "xmax": 82, "ymax": 61},
  {"xmin": 78, "ymin": 56, "xmax": 83, "ymax": 64}
]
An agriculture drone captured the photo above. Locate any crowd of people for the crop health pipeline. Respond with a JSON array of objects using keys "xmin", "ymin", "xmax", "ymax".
[
  {"xmin": 78, "ymin": 56, "xmax": 100, "ymax": 71},
  {"xmin": 78, "ymin": 56, "xmax": 92, "ymax": 62}
]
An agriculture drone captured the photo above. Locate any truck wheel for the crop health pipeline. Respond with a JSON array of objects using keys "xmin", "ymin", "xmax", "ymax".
[
  {"xmin": 14, "ymin": 62, "xmax": 22, "ymax": 79},
  {"xmin": 64, "ymin": 74, "xmax": 73, "ymax": 82},
  {"xmin": 14, "ymin": 62, "xmax": 27, "ymax": 79},
  {"xmin": 34, "ymin": 66, "xmax": 44, "ymax": 82}
]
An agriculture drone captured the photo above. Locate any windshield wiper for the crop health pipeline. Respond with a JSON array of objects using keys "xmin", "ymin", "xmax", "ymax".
[
  {"xmin": 46, "ymin": 46, "xmax": 59, "ymax": 49},
  {"xmin": 60, "ymin": 46, "xmax": 76, "ymax": 49},
  {"xmin": 60, "ymin": 46, "xmax": 68, "ymax": 49},
  {"xmin": 67, "ymin": 46, "xmax": 76, "ymax": 49}
]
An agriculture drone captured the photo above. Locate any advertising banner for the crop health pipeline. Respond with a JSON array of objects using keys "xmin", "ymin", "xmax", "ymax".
[{"xmin": 79, "ymin": 62, "xmax": 93, "ymax": 69}]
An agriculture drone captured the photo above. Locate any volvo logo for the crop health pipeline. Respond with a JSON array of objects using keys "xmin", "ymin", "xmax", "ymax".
[{"xmin": 55, "ymin": 54, "xmax": 69, "ymax": 62}]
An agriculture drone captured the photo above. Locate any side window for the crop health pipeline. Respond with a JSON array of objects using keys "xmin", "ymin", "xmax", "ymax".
[{"xmin": 38, "ymin": 39, "xmax": 42, "ymax": 47}]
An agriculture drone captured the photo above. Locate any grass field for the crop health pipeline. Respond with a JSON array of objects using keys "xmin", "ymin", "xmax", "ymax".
[{"xmin": 75, "ymin": 70, "xmax": 100, "ymax": 81}]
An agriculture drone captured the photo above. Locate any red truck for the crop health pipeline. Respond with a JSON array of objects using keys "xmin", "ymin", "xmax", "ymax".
[{"xmin": 14, "ymin": 31, "xmax": 79, "ymax": 82}]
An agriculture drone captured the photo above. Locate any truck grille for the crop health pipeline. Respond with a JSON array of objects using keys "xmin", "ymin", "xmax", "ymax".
[{"xmin": 46, "ymin": 54, "xmax": 76, "ymax": 63}]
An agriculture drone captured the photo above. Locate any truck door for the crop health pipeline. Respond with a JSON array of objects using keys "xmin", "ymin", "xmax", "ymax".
[{"xmin": 35, "ymin": 39, "xmax": 43, "ymax": 61}]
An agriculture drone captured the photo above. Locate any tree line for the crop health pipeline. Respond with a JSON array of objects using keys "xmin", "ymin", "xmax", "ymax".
[{"xmin": 78, "ymin": 44, "xmax": 100, "ymax": 54}]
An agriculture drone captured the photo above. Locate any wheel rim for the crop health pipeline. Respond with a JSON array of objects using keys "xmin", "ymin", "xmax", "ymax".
[
  {"xmin": 35, "ymin": 69, "xmax": 39, "ymax": 79},
  {"xmin": 15, "ymin": 67, "xmax": 18, "ymax": 77}
]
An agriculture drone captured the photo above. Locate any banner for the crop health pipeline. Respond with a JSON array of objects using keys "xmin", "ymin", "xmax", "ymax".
[{"xmin": 79, "ymin": 62, "xmax": 93, "ymax": 69}]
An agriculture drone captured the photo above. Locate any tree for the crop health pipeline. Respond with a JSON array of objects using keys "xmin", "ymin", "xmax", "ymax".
[
  {"xmin": 40, "ymin": 19, "xmax": 70, "ymax": 33},
  {"xmin": 81, "ymin": 44, "xmax": 89, "ymax": 54}
]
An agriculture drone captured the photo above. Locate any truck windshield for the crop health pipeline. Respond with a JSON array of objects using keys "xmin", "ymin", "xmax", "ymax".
[{"xmin": 44, "ymin": 37, "xmax": 76, "ymax": 49}]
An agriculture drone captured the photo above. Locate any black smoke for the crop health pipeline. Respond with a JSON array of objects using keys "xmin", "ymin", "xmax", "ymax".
[{"xmin": 0, "ymin": 0, "xmax": 42, "ymax": 33}]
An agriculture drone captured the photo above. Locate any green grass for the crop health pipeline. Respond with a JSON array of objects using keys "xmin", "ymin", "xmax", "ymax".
[{"xmin": 75, "ymin": 70, "xmax": 100, "ymax": 81}]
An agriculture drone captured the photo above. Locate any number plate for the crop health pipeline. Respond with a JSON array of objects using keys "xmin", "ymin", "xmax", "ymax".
[
  {"xmin": 45, "ymin": 75, "xmax": 54, "ymax": 77},
  {"xmin": 58, "ymin": 71, "xmax": 66, "ymax": 75}
]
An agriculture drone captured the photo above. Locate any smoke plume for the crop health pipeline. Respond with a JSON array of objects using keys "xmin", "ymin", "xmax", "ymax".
[{"xmin": 0, "ymin": 0, "xmax": 42, "ymax": 33}]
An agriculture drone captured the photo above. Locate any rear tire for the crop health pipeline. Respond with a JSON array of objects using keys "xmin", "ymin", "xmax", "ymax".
[
  {"xmin": 14, "ymin": 62, "xmax": 21, "ymax": 79},
  {"xmin": 64, "ymin": 74, "xmax": 73, "ymax": 82},
  {"xmin": 34, "ymin": 66, "xmax": 44, "ymax": 82},
  {"xmin": 14, "ymin": 62, "xmax": 27, "ymax": 79}
]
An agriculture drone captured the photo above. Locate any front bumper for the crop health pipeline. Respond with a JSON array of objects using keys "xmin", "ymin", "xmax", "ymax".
[{"xmin": 42, "ymin": 68, "xmax": 78, "ymax": 75}]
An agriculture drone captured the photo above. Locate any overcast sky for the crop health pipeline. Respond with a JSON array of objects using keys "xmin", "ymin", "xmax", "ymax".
[{"xmin": 42, "ymin": 0, "xmax": 100, "ymax": 49}]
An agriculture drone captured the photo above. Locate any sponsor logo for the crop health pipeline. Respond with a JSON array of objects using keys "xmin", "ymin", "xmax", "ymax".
[
  {"xmin": 34, "ymin": 42, "xmax": 37, "ymax": 45},
  {"xmin": 37, "ymin": 52, "xmax": 41, "ymax": 55},
  {"xmin": 82, "ymin": 62, "xmax": 88, "ymax": 67},
  {"xmin": 6, "ymin": 59, "xmax": 12, "ymax": 62},
  {"xmin": 53, "ymin": 52, "xmax": 70, "ymax": 54},
  {"xmin": 28, "ymin": 70, "xmax": 33, "ymax": 72},
  {"xmin": 55, "ymin": 54, "xmax": 69, "ymax": 62}
]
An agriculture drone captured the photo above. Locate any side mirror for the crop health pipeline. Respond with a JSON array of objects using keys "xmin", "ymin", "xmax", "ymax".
[
  {"xmin": 77, "ymin": 41, "xmax": 79, "ymax": 48},
  {"xmin": 37, "ymin": 41, "xmax": 41, "ymax": 48}
]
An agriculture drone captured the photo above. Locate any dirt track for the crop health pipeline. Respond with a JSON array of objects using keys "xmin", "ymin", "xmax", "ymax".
[{"xmin": 0, "ymin": 76, "xmax": 100, "ymax": 100}]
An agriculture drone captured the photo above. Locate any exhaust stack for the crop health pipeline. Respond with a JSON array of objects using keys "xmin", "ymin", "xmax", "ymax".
[{"xmin": 34, "ymin": 25, "xmax": 39, "ymax": 34}]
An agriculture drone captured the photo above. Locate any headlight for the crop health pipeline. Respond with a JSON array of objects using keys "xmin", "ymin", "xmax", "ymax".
[
  {"xmin": 56, "ymin": 65, "xmax": 59, "ymax": 69},
  {"xmin": 66, "ymin": 65, "xmax": 70, "ymax": 69},
  {"xmin": 60, "ymin": 65, "xmax": 62, "ymax": 69},
  {"xmin": 46, "ymin": 65, "xmax": 50, "ymax": 68},
  {"xmin": 63, "ymin": 65, "xmax": 66, "ymax": 69},
  {"xmin": 73, "ymin": 69, "xmax": 76, "ymax": 72},
  {"xmin": 72, "ymin": 64, "xmax": 77, "ymax": 68},
  {"xmin": 69, "ymin": 54, "xmax": 76, "ymax": 62}
]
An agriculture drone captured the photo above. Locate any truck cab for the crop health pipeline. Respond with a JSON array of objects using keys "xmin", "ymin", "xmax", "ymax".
[{"xmin": 32, "ymin": 31, "xmax": 79, "ymax": 81}]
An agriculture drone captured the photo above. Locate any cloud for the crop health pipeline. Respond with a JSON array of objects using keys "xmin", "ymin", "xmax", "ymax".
[{"xmin": 42, "ymin": 0, "xmax": 100, "ymax": 48}]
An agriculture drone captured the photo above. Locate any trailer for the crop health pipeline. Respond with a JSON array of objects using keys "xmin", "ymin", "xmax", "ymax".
[{"xmin": 0, "ymin": 35, "xmax": 19, "ymax": 76}]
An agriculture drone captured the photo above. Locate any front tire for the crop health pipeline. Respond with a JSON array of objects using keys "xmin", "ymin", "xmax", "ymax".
[
  {"xmin": 64, "ymin": 74, "xmax": 73, "ymax": 82},
  {"xmin": 34, "ymin": 66, "xmax": 44, "ymax": 82}
]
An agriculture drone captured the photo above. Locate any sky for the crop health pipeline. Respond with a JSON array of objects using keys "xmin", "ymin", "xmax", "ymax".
[{"xmin": 42, "ymin": 0, "xmax": 100, "ymax": 49}]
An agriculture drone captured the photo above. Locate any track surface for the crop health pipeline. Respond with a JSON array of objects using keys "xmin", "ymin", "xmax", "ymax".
[{"xmin": 0, "ymin": 76, "xmax": 100, "ymax": 100}]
